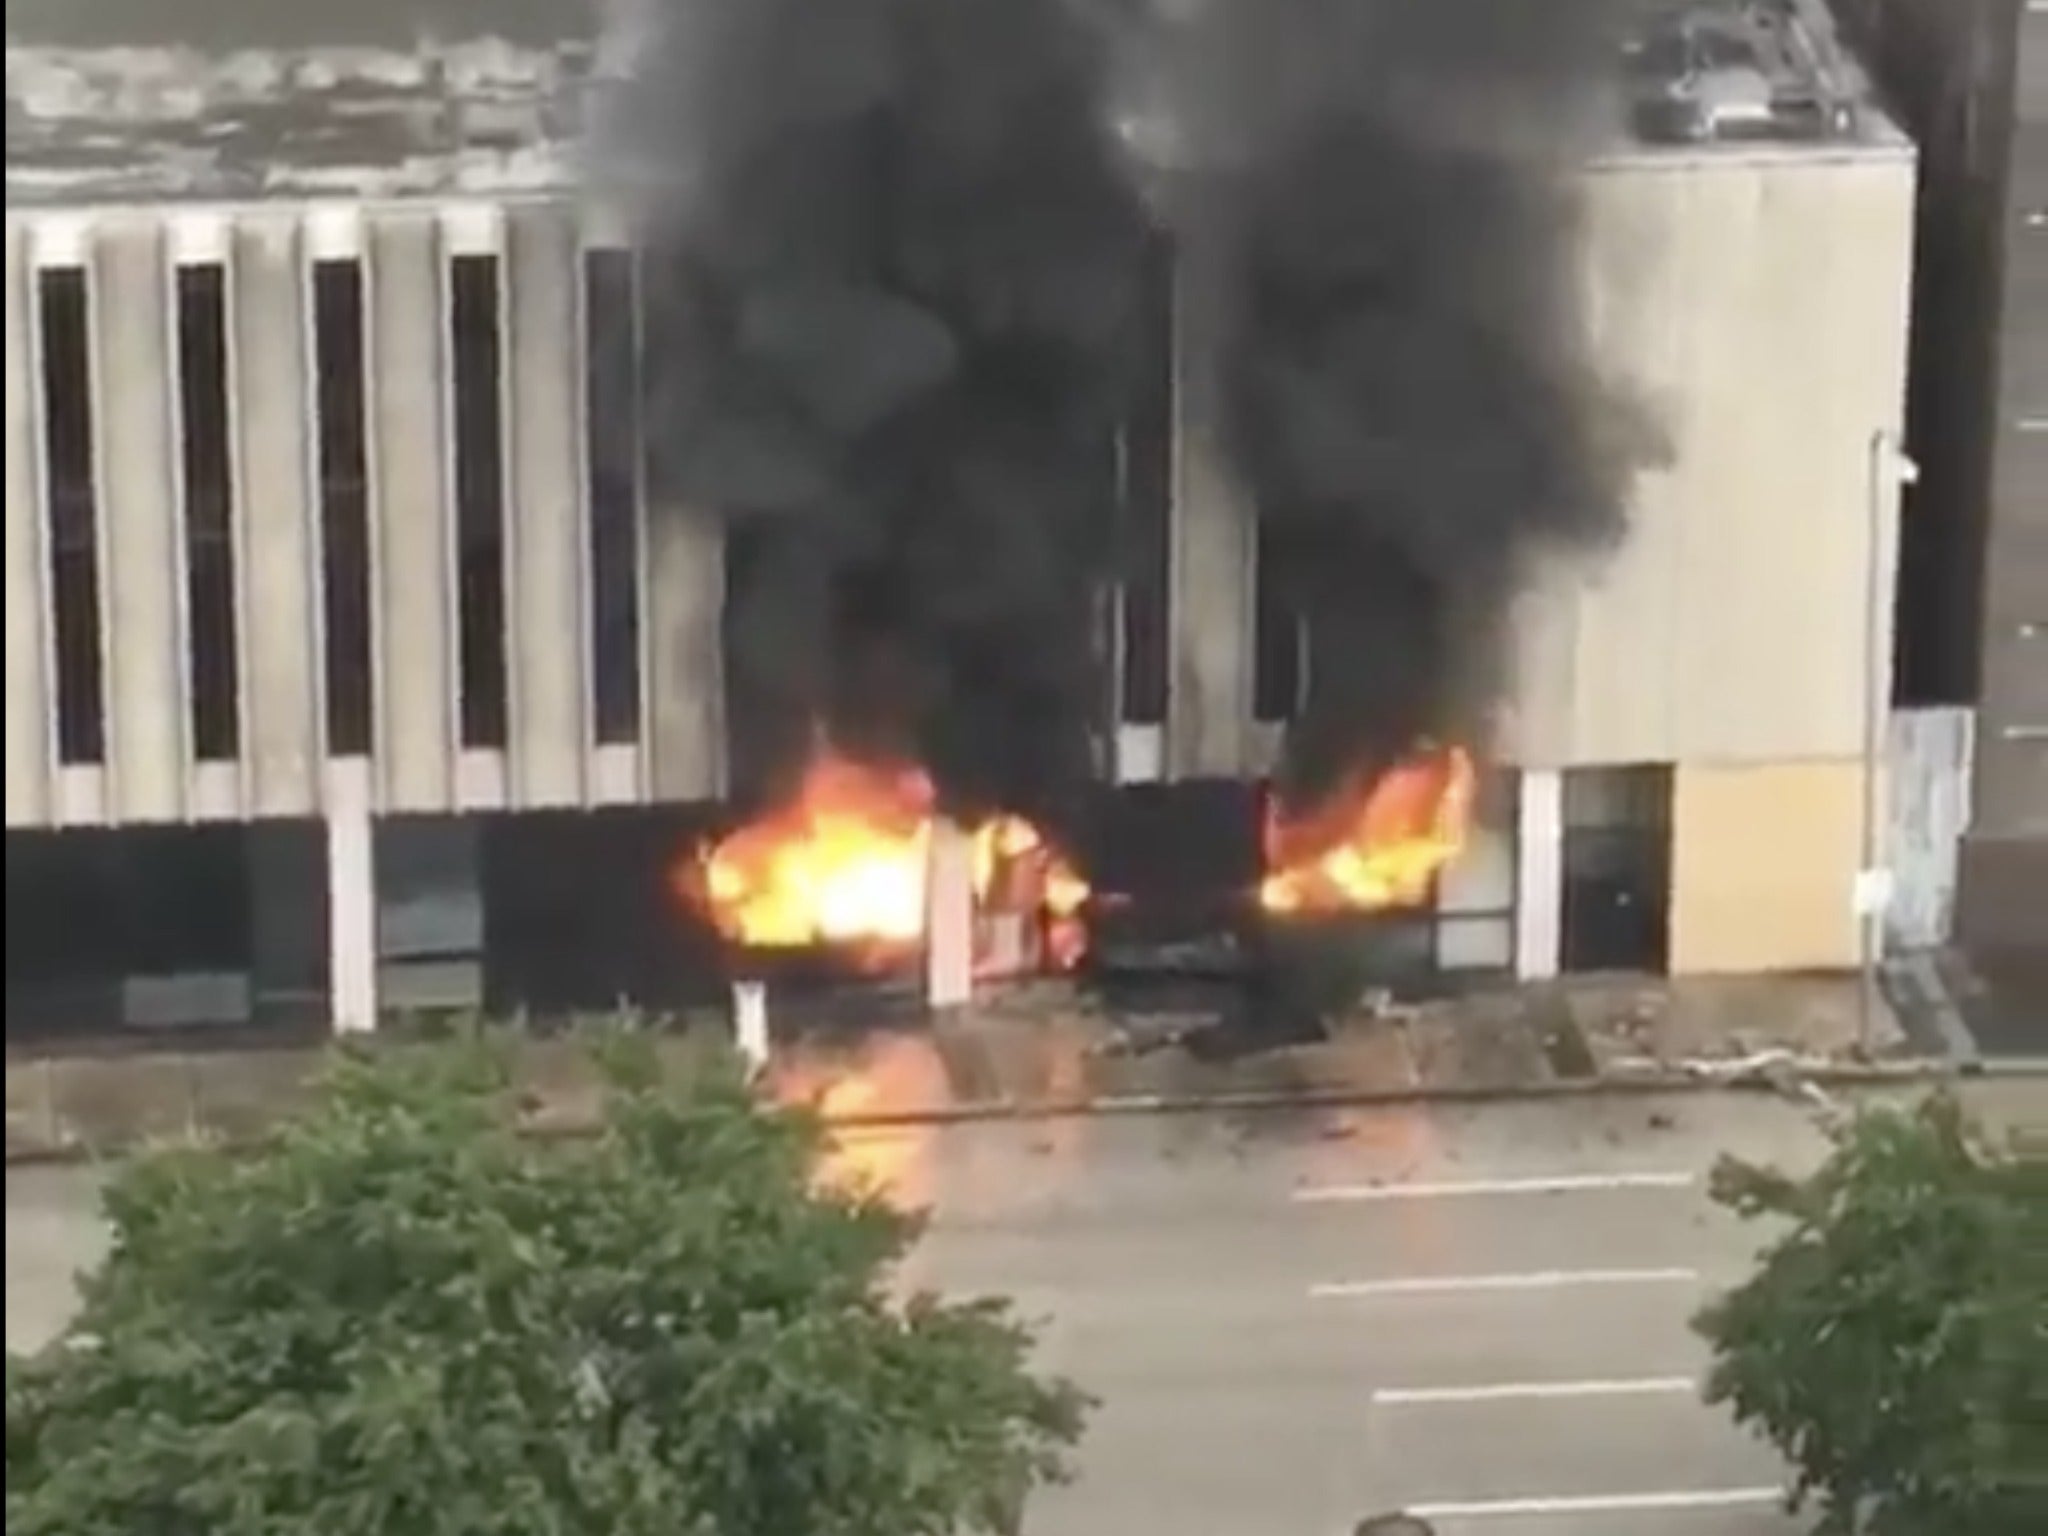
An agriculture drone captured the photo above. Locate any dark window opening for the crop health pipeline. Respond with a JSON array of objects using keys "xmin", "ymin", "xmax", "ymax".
[
  {"xmin": 1560, "ymin": 764, "xmax": 1673, "ymax": 975},
  {"xmin": 38, "ymin": 267, "xmax": 105, "ymax": 766},
  {"xmin": 176, "ymin": 263, "xmax": 240, "ymax": 761},
  {"xmin": 1253, "ymin": 520, "xmax": 1306, "ymax": 722},
  {"xmin": 312, "ymin": 259, "xmax": 373, "ymax": 756},
  {"xmin": 451, "ymin": 253, "xmax": 509, "ymax": 750},
  {"xmin": 1119, "ymin": 232, "xmax": 1172, "ymax": 726},
  {"xmin": 479, "ymin": 805, "xmax": 730, "ymax": 1016},
  {"xmin": 584, "ymin": 247, "xmax": 642, "ymax": 746}
]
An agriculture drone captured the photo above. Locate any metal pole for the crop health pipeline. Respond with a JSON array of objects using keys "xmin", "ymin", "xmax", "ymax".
[{"xmin": 1857, "ymin": 430, "xmax": 1916, "ymax": 1053}]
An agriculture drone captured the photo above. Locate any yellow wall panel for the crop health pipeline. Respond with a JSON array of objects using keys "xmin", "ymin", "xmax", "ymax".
[{"xmin": 1670, "ymin": 759, "xmax": 1868, "ymax": 974}]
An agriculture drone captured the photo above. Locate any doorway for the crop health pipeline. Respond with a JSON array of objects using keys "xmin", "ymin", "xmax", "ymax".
[{"xmin": 1560, "ymin": 766, "xmax": 1673, "ymax": 974}]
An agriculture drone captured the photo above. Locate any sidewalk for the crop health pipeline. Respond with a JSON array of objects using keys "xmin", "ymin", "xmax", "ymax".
[{"xmin": 5, "ymin": 972, "xmax": 1959, "ymax": 1162}]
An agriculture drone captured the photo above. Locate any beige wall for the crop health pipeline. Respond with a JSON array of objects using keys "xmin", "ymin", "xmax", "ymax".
[
  {"xmin": 1668, "ymin": 758, "xmax": 1867, "ymax": 974},
  {"xmin": 1506, "ymin": 148, "xmax": 1917, "ymax": 769}
]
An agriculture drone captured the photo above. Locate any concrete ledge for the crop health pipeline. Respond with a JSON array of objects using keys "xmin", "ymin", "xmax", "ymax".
[
  {"xmin": 10, "ymin": 970, "xmax": 1991, "ymax": 1164},
  {"xmin": 0, "ymin": 1052, "xmax": 1982, "ymax": 1166},
  {"xmin": 4, "ymin": 1014, "xmax": 1974, "ymax": 1168}
]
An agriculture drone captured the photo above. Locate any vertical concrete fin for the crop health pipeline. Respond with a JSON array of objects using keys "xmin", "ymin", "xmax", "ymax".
[
  {"xmin": 366, "ymin": 210, "xmax": 457, "ymax": 812},
  {"xmin": 1165, "ymin": 245, "xmax": 1256, "ymax": 780},
  {"xmin": 645, "ymin": 512, "xmax": 725, "ymax": 802},
  {"xmin": 504, "ymin": 203, "xmax": 588, "ymax": 807},
  {"xmin": 94, "ymin": 216, "xmax": 185, "ymax": 822},
  {"xmin": 233, "ymin": 211, "xmax": 322, "ymax": 816},
  {"xmin": 5, "ymin": 222, "xmax": 53, "ymax": 826}
]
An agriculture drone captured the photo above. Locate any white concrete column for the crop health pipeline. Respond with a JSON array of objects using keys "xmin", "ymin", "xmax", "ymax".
[
  {"xmin": 731, "ymin": 980, "xmax": 769, "ymax": 1070},
  {"xmin": 1514, "ymin": 768, "xmax": 1564, "ymax": 981},
  {"xmin": 326, "ymin": 762, "xmax": 378, "ymax": 1033},
  {"xmin": 925, "ymin": 819, "xmax": 976, "ymax": 1010}
]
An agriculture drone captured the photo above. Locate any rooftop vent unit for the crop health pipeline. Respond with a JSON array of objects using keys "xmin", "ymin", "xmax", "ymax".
[{"xmin": 1623, "ymin": 0, "xmax": 1863, "ymax": 145}]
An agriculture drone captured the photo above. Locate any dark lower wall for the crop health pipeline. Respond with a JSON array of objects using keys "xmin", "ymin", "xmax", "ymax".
[
  {"xmin": 7, "ymin": 825, "xmax": 250, "ymax": 986},
  {"xmin": 5, "ymin": 821, "xmax": 327, "ymax": 1039},
  {"xmin": 4, "ymin": 808, "xmax": 733, "ymax": 1040},
  {"xmin": 1956, "ymin": 833, "xmax": 2048, "ymax": 952},
  {"xmin": 480, "ymin": 804, "xmax": 729, "ymax": 1018}
]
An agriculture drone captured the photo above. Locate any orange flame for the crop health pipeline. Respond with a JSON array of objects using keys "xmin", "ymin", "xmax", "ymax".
[
  {"xmin": 1260, "ymin": 744, "xmax": 1477, "ymax": 915},
  {"xmin": 682, "ymin": 746, "xmax": 1089, "ymax": 969}
]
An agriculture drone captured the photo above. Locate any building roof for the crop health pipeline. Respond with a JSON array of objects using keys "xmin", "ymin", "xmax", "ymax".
[
  {"xmin": 7, "ymin": 0, "xmax": 605, "ymax": 206},
  {"xmin": 6, "ymin": 0, "xmax": 1906, "ymax": 210}
]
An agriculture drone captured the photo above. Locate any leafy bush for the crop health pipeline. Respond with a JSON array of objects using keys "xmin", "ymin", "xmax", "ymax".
[
  {"xmin": 1695, "ymin": 1093, "xmax": 2046, "ymax": 1536},
  {"xmin": 6, "ymin": 1036, "xmax": 1086, "ymax": 1536}
]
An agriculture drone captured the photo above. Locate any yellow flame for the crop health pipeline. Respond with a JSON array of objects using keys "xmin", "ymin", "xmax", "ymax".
[
  {"xmin": 683, "ymin": 746, "xmax": 1089, "ymax": 967},
  {"xmin": 1260, "ymin": 745, "xmax": 1477, "ymax": 915}
]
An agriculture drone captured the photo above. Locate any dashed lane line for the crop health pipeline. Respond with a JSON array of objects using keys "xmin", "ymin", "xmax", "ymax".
[
  {"xmin": 1371, "ymin": 1376, "xmax": 1698, "ymax": 1406},
  {"xmin": 1294, "ymin": 1172, "xmax": 1696, "ymax": 1203},
  {"xmin": 1312, "ymin": 1267, "xmax": 1699, "ymax": 1299},
  {"xmin": 1406, "ymin": 1486, "xmax": 1784, "ymax": 1519}
]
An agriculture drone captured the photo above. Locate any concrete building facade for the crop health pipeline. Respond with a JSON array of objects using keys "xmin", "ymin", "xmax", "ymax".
[{"xmin": 3, "ymin": 1, "xmax": 1921, "ymax": 1035}]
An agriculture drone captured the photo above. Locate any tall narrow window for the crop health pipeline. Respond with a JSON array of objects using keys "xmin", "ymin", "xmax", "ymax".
[
  {"xmin": 1119, "ymin": 232, "xmax": 1171, "ymax": 726},
  {"xmin": 176, "ymin": 263, "xmax": 240, "ymax": 761},
  {"xmin": 450, "ymin": 253, "xmax": 508, "ymax": 749},
  {"xmin": 313, "ymin": 259, "xmax": 373, "ymax": 756},
  {"xmin": 38, "ymin": 267, "xmax": 105, "ymax": 766},
  {"xmin": 1252, "ymin": 520, "xmax": 1306, "ymax": 722},
  {"xmin": 584, "ymin": 247, "xmax": 642, "ymax": 745}
]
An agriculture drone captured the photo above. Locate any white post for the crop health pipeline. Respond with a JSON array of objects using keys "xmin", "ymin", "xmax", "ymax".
[
  {"xmin": 1514, "ymin": 768, "xmax": 1564, "ymax": 982},
  {"xmin": 325, "ymin": 761, "xmax": 378, "ymax": 1034},
  {"xmin": 731, "ymin": 980, "xmax": 770, "ymax": 1070},
  {"xmin": 925, "ymin": 819, "xmax": 976, "ymax": 1010}
]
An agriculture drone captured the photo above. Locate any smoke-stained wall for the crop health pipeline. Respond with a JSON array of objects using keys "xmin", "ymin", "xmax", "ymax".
[{"xmin": 1115, "ymin": 0, "xmax": 1660, "ymax": 807}]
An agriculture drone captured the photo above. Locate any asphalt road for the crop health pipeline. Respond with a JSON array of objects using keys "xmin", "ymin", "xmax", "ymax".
[{"xmin": 11, "ymin": 1081, "xmax": 2043, "ymax": 1536}]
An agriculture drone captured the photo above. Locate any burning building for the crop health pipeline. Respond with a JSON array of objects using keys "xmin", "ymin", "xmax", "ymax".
[{"xmin": 3, "ymin": 0, "xmax": 1921, "ymax": 1038}]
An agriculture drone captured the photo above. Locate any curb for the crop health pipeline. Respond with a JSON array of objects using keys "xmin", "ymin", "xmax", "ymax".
[
  {"xmin": 6, "ymin": 1055, "xmax": 1991, "ymax": 1166},
  {"xmin": 1971, "ymin": 1056, "xmax": 2048, "ymax": 1078},
  {"xmin": 799, "ymin": 1056, "xmax": 1976, "ymax": 1130}
]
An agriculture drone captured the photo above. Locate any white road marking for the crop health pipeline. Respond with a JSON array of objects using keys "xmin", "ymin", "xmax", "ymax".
[
  {"xmin": 1372, "ymin": 1376, "xmax": 1697, "ymax": 1406},
  {"xmin": 1294, "ymin": 1171, "xmax": 1695, "ymax": 1203},
  {"xmin": 1407, "ymin": 1486, "xmax": 1784, "ymax": 1519},
  {"xmin": 1312, "ymin": 1267, "xmax": 1698, "ymax": 1299}
]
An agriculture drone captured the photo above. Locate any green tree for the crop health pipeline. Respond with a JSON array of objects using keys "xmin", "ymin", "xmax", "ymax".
[
  {"xmin": 1695, "ymin": 1093, "xmax": 2046, "ymax": 1536},
  {"xmin": 6, "ymin": 1036, "xmax": 1086, "ymax": 1536}
]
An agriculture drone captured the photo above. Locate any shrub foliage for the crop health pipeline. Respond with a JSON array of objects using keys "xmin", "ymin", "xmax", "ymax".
[
  {"xmin": 1695, "ymin": 1094, "xmax": 2045, "ymax": 1536},
  {"xmin": 7, "ymin": 1038, "xmax": 1085, "ymax": 1536}
]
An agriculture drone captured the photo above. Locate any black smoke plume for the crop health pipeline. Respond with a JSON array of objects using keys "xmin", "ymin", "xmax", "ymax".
[
  {"xmin": 599, "ymin": 0, "xmax": 1149, "ymax": 829},
  {"xmin": 1107, "ymin": 0, "xmax": 1663, "ymax": 804},
  {"xmin": 600, "ymin": 0, "xmax": 1661, "ymax": 825}
]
